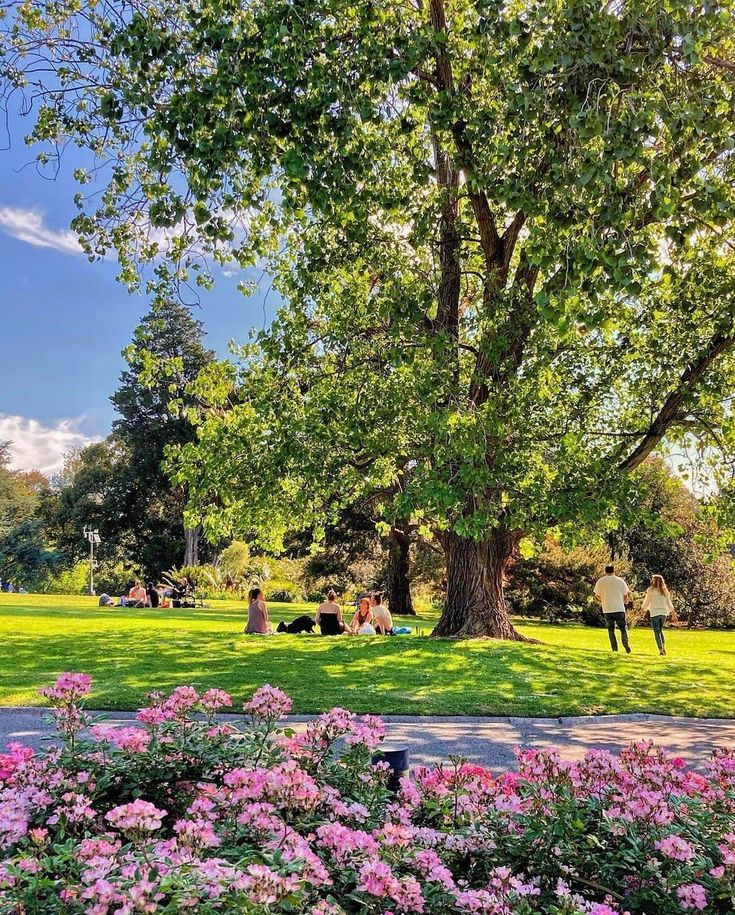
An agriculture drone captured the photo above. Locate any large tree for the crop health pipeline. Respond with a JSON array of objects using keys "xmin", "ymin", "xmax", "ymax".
[
  {"xmin": 111, "ymin": 299, "xmax": 215, "ymax": 568},
  {"xmin": 0, "ymin": 444, "xmax": 60, "ymax": 586},
  {"xmin": 3, "ymin": 0, "xmax": 735, "ymax": 636},
  {"xmin": 46, "ymin": 302, "xmax": 215, "ymax": 576}
]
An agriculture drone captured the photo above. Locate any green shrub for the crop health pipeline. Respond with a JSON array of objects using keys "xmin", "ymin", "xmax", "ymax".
[
  {"xmin": 95, "ymin": 559, "xmax": 144, "ymax": 597},
  {"xmin": 507, "ymin": 538, "xmax": 619, "ymax": 624},
  {"xmin": 219, "ymin": 541, "xmax": 251, "ymax": 579},
  {"xmin": 39, "ymin": 562, "xmax": 90, "ymax": 595},
  {"xmin": 163, "ymin": 565, "xmax": 222, "ymax": 596},
  {"xmin": 264, "ymin": 579, "xmax": 302, "ymax": 603}
]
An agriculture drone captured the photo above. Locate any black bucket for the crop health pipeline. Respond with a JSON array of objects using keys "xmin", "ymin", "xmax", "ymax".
[{"xmin": 372, "ymin": 746, "xmax": 409, "ymax": 793}]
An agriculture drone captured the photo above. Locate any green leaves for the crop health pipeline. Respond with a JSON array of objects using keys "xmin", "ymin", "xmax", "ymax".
[{"xmin": 4, "ymin": 0, "xmax": 735, "ymax": 555}]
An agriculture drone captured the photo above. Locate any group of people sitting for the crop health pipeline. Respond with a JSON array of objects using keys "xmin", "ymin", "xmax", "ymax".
[
  {"xmin": 245, "ymin": 588, "xmax": 396, "ymax": 636},
  {"xmin": 99, "ymin": 577, "xmax": 194, "ymax": 609}
]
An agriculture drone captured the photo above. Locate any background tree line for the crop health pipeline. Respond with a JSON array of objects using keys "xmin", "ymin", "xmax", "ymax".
[
  {"xmin": 3, "ymin": 298, "xmax": 735, "ymax": 629},
  {"xmin": 0, "ymin": 299, "xmax": 215, "ymax": 594}
]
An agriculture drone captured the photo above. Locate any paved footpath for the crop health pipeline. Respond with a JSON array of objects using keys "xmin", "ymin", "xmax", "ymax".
[{"xmin": 2, "ymin": 708, "xmax": 735, "ymax": 771}]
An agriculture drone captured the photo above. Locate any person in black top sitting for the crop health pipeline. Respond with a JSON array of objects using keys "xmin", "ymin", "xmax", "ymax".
[
  {"xmin": 146, "ymin": 583, "xmax": 160, "ymax": 608},
  {"xmin": 315, "ymin": 590, "xmax": 352, "ymax": 635},
  {"xmin": 172, "ymin": 577, "xmax": 194, "ymax": 608}
]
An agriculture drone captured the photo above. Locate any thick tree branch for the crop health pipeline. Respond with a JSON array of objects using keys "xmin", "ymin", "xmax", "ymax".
[
  {"xmin": 427, "ymin": 0, "xmax": 461, "ymax": 341},
  {"xmin": 451, "ymin": 125, "xmax": 502, "ymax": 269},
  {"xmin": 705, "ymin": 55, "xmax": 735, "ymax": 73},
  {"xmin": 619, "ymin": 333, "xmax": 735, "ymax": 474}
]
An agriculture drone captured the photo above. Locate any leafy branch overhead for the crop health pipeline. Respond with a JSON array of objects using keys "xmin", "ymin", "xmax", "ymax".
[{"xmin": 3, "ymin": 0, "xmax": 735, "ymax": 636}]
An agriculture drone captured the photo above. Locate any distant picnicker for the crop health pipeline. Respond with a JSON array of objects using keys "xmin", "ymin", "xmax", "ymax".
[
  {"xmin": 593, "ymin": 564, "xmax": 632, "ymax": 653},
  {"xmin": 245, "ymin": 587, "xmax": 272, "ymax": 635},
  {"xmin": 642, "ymin": 574, "xmax": 674, "ymax": 656}
]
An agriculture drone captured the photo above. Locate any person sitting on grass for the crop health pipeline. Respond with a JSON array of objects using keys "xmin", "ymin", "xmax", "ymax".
[
  {"xmin": 371, "ymin": 592, "xmax": 394, "ymax": 635},
  {"xmin": 316, "ymin": 589, "xmax": 351, "ymax": 635},
  {"xmin": 146, "ymin": 583, "xmax": 160, "ymax": 609},
  {"xmin": 123, "ymin": 579, "xmax": 147, "ymax": 607},
  {"xmin": 351, "ymin": 597, "xmax": 376, "ymax": 634},
  {"xmin": 642, "ymin": 574, "xmax": 675, "ymax": 656},
  {"xmin": 245, "ymin": 587, "xmax": 272, "ymax": 635}
]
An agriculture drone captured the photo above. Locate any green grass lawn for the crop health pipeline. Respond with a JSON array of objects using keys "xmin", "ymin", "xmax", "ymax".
[{"xmin": 0, "ymin": 593, "xmax": 733, "ymax": 718}]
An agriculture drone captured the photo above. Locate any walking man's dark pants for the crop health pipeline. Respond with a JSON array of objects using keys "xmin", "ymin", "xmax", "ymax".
[{"xmin": 605, "ymin": 612, "xmax": 630, "ymax": 652}]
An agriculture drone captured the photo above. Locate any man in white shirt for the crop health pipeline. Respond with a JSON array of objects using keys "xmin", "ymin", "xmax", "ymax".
[
  {"xmin": 370, "ymin": 592, "xmax": 394, "ymax": 635},
  {"xmin": 593, "ymin": 564, "xmax": 632, "ymax": 653}
]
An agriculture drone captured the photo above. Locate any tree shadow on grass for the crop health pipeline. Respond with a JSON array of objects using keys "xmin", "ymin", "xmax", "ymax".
[{"xmin": 1, "ymin": 617, "xmax": 734, "ymax": 718}]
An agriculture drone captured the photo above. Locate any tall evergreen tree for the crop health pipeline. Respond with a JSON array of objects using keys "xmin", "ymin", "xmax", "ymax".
[{"xmin": 109, "ymin": 300, "xmax": 215, "ymax": 572}]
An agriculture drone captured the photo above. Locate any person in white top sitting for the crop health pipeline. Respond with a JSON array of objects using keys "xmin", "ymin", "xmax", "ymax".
[
  {"xmin": 593, "ymin": 564, "xmax": 632, "ymax": 653},
  {"xmin": 641, "ymin": 574, "xmax": 674, "ymax": 656},
  {"xmin": 370, "ymin": 592, "xmax": 393, "ymax": 635}
]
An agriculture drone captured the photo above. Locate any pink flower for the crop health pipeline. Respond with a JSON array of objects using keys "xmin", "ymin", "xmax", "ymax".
[
  {"xmin": 39, "ymin": 673, "xmax": 92, "ymax": 703},
  {"xmin": 718, "ymin": 832, "xmax": 735, "ymax": 864},
  {"xmin": 357, "ymin": 859, "xmax": 400, "ymax": 898},
  {"xmin": 201, "ymin": 689, "xmax": 233, "ymax": 712},
  {"xmin": 173, "ymin": 818, "xmax": 221, "ymax": 849},
  {"xmin": 0, "ymin": 796, "xmax": 29, "ymax": 849},
  {"xmin": 346, "ymin": 715, "xmax": 386, "ymax": 751},
  {"xmin": 162, "ymin": 686, "xmax": 200, "ymax": 718},
  {"xmin": 90, "ymin": 725, "xmax": 151, "ymax": 753},
  {"xmin": 656, "ymin": 835, "xmax": 696, "ymax": 862},
  {"xmin": 105, "ymin": 800, "xmax": 167, "ymax": 835},
  {"xmin": 136, "ymin": 706, "xmax": 168, "ymax": 726},
  {"xmin": 315, "ymin": 822, "xmax": 378, "ymax": 864},
  {"xmin": 241, "ymin": 864, "xmax": 300, "ymax": 905},
  {"xmin": 244, "ymin": 684, "xmax": 293, "ymax": 720},
  {"xmin": 0, "ymin": 744, "xmax": 34, "ymax": 781},
  {"xmin": 677, "ymin": 883, "xmax": 707, "ymax": 910}
]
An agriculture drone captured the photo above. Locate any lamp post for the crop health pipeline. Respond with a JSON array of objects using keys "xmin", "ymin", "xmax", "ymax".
[{"xmin": 83, "ymin": 526, "xmax": 101, "ymax": 596}]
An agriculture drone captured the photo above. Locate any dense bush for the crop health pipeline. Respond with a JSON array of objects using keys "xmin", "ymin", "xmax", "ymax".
[
  {"xmin": 163, "ymin": 564, "xmax": 224, "ymax": 596},
  {"xmin": 263, "ymin": 583, "xmax": 302, "ymax": 603},
  {"xmin": 218, "ymin": 540, "xmax": 254, "ymax": 580},
  {"xmin": 507, "ymin": 539, "xmax": 629, "ymax": 626},
  {"xmin": 2, "ymin": 676, "xmax": 735, "ymax": 913},
  {"xmin": 38, "ymin": 561, "xmax": 90, "ymax": 595}
]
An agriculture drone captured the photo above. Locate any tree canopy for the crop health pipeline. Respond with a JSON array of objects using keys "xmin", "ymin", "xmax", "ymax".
[{"xmin": 3, "ymin": 0, "xmax": 735, "ymax": 636}]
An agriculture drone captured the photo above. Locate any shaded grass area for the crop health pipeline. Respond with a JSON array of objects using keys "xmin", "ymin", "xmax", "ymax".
[{"xmin": 1, "ymin": 594, "xmax": 734, "ymax": 717}]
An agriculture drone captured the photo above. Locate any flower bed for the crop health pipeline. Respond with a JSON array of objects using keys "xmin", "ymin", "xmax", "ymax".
[{"xmin": 1, "ymin": 675, "xmax": 735, "ymax": 913}]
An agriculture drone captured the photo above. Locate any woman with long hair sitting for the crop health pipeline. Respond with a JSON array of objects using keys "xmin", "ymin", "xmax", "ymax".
[
  {"xmin": 351, "ymin": 597, "xmax": 376, "ymax": 635},
  {"xmin": 641, "ymin": 574, "xmax": 675, "ymax": 656},
  {"xmin": 245, "ymin": 586, "xmax": 272, "ymax": 635}
]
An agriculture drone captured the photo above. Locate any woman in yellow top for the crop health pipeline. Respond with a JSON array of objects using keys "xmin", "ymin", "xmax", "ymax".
[{"xmin": 641, "ymin": 575, "xmax": 675, "ymax": 656}]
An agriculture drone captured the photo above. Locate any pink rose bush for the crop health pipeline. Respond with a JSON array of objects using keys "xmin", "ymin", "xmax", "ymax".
[{"xmin": 0, "ymin": 675, "xmax": 734, "ymax": 913}]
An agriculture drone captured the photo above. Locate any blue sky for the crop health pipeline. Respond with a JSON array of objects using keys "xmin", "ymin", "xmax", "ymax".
[{"xmin": 0, "ymin": 112, "xmax": 280, "ymax": 474}]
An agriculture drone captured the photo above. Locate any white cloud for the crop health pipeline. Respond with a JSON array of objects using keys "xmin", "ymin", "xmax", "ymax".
[
  {"xmin": 0, "ymin": 206, "xmax": 82, "ymax": 255},
  {"xmin": 0, "ymin": 414, "xmax": 97, "ymax": 475}
]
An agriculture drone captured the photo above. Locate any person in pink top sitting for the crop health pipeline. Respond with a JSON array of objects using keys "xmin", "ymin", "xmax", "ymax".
[
  {"xmin": 128, "ymin": 579, "xmax": 148, "ymax": 607},
  {"xmin": 245, "ymin": 587, "xmax": 272, "ymax": 635}
]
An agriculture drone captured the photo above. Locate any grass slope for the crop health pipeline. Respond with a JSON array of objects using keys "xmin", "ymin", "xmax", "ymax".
[{"xmin": 1, "ymin": 593, "xmax": 733, "ymax": 717}]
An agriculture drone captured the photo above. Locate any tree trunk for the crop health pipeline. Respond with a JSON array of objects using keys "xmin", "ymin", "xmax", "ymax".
[
  {"xmin": 183, "ymin": 525, "xmax": 200, "ymax": 567},
  {"xmin": 432, "ymin": 529, "xmax": 529, "ymax": 640},
  {"xmin": 387, "ymin": 525, "xmax": 416, "ymax": 615}
]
